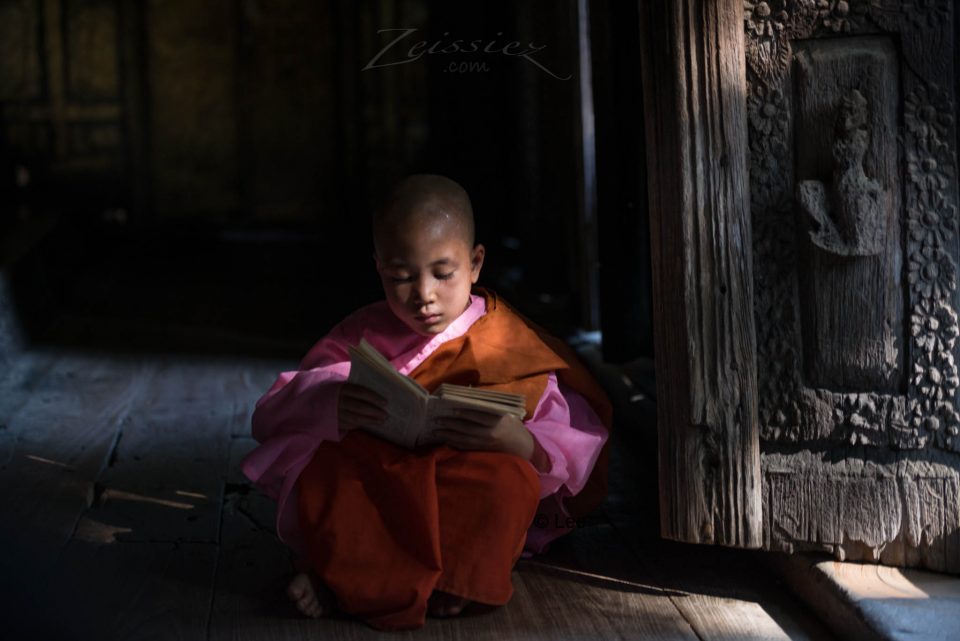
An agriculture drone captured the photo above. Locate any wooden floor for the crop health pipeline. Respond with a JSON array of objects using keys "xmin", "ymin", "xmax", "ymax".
[{"xmin": 0, "ymin": 342, "xmax": 836, "ymax": 641}]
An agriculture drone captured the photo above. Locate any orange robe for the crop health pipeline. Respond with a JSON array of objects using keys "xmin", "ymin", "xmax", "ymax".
[{"xmin": 296, "ymin": 288, "xmax": 612, "ymax": 630}]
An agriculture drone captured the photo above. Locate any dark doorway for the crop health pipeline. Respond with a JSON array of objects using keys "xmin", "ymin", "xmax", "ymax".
[{"xmin": 0, "ymin": 0, "xmax": 652, "ymax": 356}]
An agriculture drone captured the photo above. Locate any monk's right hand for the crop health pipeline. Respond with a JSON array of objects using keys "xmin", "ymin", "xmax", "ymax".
[{"xmin": 337, "ymin": 383, "xmax": 389, "ymax": 431}]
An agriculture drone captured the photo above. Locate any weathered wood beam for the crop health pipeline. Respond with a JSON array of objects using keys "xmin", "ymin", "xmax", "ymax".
[{"xmin": 639, "ymin": 0, "xmax": 761, "ymax": 547}]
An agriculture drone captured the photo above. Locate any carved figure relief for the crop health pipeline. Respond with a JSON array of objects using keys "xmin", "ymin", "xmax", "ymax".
[{"xmin": 797, "ymin": 89, "xmax": 885, "ymax": 256}]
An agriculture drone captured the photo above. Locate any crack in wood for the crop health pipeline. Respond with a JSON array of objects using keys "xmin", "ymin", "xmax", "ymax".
[{"xmin": 106, "ymin": 428, "xmax": 123, "ymax": 468}]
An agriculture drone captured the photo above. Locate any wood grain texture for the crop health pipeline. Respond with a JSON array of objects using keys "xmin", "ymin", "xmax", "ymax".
[
  {"xmin": 0, "ymin": 348, "xmax": 57, "ymax": 466},
  {"xmin": 745, "ymin": 0, "xmax": 960, "ymax": 574},
  {"xmin": 763, "ymin": 450, "xmax": 960, "ymax": 574},
  {"xmin": 208, "ymin": 435, "xmax": 299, "ymax": 641},
  {"xmin": 600, "ymin": 518, "xmax": 837, "ymax": 641},
  {"xmin": 546, "ymin": 432, "xmax": 835, "ymax": 641},
  {"xmin": 0, "ymin": 353, "xmax": 148, "ymax": 577},
  {"xmin": 639, "ymin": 0, "xmax": 761, "ymax": 547},
  {"xmin": 214, "ymin": 421, "xmax": 696, "ymax": 641},
  {"xmin": 793, "ymin": 39, "xmax": 903, "ymax": 393},
  {"xmin": 0, "ymin": 352, "xmax": 150, "ymax": 632},
  {"xmin": 74, "ymin": 357, "xmax": 254, "ymax": 543},
  {"xmin": 0, "ymin": 0, "xmax": 42, "ymax": 102},
  {"xmin": 146, "ymin": 0, "xmax": 240, "ymax": 216},
  {"xmin": 672, "ymin": 595, "xmax": 803, "ymax": 641},
  {"xmin": 0, "ymin": 346, "xmax": 839, "ymax": 639}
]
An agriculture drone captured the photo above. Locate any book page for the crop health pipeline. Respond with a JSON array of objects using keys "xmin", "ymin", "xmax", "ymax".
[
  {"xmin": 347, "ymin": 343, "xmax": 427, "ymax": 448},
  {"xmin": 434, "ymin": 386, "xmax": 526, "ymax": 419},
  {"xmin": 425, "ymin": 396, "xmax": 521, "ymax": 426}
]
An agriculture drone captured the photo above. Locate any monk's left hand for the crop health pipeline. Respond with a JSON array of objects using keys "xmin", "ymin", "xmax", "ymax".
[{"xmin": 430, "ymin": 408, "xmax": 535, "ymax": 460}]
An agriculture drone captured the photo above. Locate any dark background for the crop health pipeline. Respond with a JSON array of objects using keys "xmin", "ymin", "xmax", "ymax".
[{"xmin": 0, "ymin": 0, "xmax": 652, "ymax": 362}]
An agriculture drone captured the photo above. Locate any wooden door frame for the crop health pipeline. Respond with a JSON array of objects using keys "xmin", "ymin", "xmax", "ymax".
[{"xmin": 638, "ymin": 0, "xmax": 762, "ymax": 547}]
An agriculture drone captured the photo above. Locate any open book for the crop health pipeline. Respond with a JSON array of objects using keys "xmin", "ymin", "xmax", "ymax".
[{"xmin": 346, "ymin": 338, "xmax": 527, "ymax": 448}]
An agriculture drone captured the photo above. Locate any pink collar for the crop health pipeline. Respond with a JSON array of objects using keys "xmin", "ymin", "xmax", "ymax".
[{"xmin": 396, "ymin": 294, "xmax": 487, "ymax": 376}]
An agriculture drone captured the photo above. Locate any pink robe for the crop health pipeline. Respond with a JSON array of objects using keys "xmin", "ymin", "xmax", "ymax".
[{"xmin": 240, "ymin": 293, "xmax": 609, "ymax": 557}]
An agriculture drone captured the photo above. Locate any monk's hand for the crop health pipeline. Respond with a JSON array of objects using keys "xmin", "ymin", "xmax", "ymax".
[
  {"xmin": 430, "ymin": 408, "xmax": 536, "ymax": 460},
  {"xmin": 337, "ymin": 382, "xmax": 388, "ymax": 431}
]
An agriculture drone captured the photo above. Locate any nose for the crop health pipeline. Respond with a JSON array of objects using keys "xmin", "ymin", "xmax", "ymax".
[{"xmin": 413, "ymin": 274, "xmax": 436, "ymax": 305}]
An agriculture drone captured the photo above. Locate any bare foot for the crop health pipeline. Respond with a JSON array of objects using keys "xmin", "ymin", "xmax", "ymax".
[
  {"xmin": 427, "ymin": 590, "xmax": 471, "ymax": 618},
  {"xmin": 287, "ymin": 572, "xmax": 334, "ymax": 619}
]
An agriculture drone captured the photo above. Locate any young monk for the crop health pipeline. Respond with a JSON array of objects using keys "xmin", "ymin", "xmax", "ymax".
[{"xmin": 241, "ymin": 174, "xmax": 612, "ymax": 630}]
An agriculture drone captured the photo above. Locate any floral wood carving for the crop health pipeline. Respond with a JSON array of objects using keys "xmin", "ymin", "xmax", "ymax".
[
  {"xmin": 904, "ymin": 78, "xmax": 960, "ymax": 453},
  {"xmin": 743, "ymin": 0, "xmax": 872, "ymax": 83},
  {"xmin": 746, "ymin": 4, "xmax": 960, "ymax": 452},
  {"xmin": 743, "ymin": 0, "xmax": 951, "ymax": 83}
]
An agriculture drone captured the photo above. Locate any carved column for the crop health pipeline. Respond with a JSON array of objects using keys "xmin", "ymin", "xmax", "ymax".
[{"xmin": 640, "ymin": 0, "xmax": 762, "ymax": 547}]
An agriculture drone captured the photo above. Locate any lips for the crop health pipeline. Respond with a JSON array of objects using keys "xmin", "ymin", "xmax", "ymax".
[{"xmin": 415, "ymin": 313, "xmax": 442, "ymax": 324}]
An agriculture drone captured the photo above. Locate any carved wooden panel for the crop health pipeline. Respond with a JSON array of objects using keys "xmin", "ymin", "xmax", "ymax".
[
  {"xmin": 0, "ymin": 0, "xmax": 43, "ymax": 102},
  {"xmin": 146, "ymin": 0, "xmax": 240, "ymax": 217},
  {"xmin": 236, "ymin": 0, "xmax": 339, "ymax": 221},
  {"xmin": 0, "ymin": 0, "xmax": 125, "ymax": 195},
  {"xmin": 64, "ymin": 0, "xmax": 120, "ymax": 103},
  {"xmin": 746, "ymin": 0, "xmax": 960, "ymax": 572}
]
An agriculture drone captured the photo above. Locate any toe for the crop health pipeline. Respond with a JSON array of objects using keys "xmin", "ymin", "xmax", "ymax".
[{"xmin": 287, "ymin": 573, "xmax": 310, "ymax": 600}]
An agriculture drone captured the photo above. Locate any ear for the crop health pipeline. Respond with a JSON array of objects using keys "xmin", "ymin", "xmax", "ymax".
[{"xmin": 469, "ymin": 243, "xmax": 485, "ymax": 283}]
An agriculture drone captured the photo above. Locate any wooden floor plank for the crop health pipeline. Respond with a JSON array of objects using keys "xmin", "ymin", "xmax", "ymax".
[
  {"xmin": 29, "ymin": 358, "xmax": 281, "ymax": 641},
  {"xmin": 75, "ymin": 357, "xmax": 245, "ymax": 543},
  {"xmin": 601, "ymin": 524, "xmax": 837, "ymax": 641},
  {"xmin": 45, "ymin": 539, "xmax": 218, "ymax": 641},
  {"xmin": 0, "ymin": 348, "xmax": 59, "ymax": 467},
  {"xmin": 212, "ymin": 433, "xmax": 700, "ymax": 640},
  {"xmin": 671, "ymin": 595, "xmax": 806, "ymax": 641},
  {"xmin": 518, "ymin": 522, "xmax": 700, "ymax": 641},
  {"xmin": 209, "ymin": 436, "xmax": 301, "ymax": 641},
  {"xmin": 0, "ymin": 352, "xmax": 150, "ymax": 587},
  {"xmin": 71, "ymin": 355, "xmax": 285, "ymax": 544},
  {"xmin": 0, "ymin": 347, "xmax": 840, "ymax": 640},
  {"xmin": 0, "ymin": 351, "xmax": 153, "ymax": 634},
  {"xmin": 232, "ymin": 360, "xmax": 291, "ymax": 437}
]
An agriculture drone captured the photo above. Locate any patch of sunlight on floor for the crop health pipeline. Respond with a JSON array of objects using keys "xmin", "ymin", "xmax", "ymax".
[
  {"xmin": 825, "ymin": 561, "xmax": 931, "ymax": 599},
  {"xmin": 175, "ymin": 490, "xmax": 208, "ymax": 499},
  {"xmin": 25, "ymin": 454, "xmax": 74, "ymax": 469},
  {"xmin": 102, "ymin": 489, "xmax": 196, "ymax": 510},
  {"xmin": 73, "ymin": 518, "xmax": 133, "ymax": 543}
]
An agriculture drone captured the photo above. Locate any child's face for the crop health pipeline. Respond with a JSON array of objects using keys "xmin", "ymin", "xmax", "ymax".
[{"xmin": 375, "ymin": 217, "xmax": 484, "ymax": 337}]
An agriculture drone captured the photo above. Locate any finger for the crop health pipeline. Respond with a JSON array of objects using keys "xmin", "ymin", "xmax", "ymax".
[
  {"xmin": 342, "ymin": 417, "xmax": 384, "ymax": 430},
  {"xmin": 341, "ymin": 411, "xmax": 387, "ymax": 429},
  {"xmin": 341, "ymin": 407, "xmax": 387, "ymax": 426},
  {"xmin": 342, "ymin": 393, "xmax": 388, "ymax": 413},
  {"xmin": 437, "ymin": 407, "xmax": 501, "ymax": 426},
  {"xmin": 341, "ymin": 383, "xmax": 387, "ymax": 407},
  {"xmin": 340, "ymin": 397, "xmax": 389, "ymax": 419},
  {"xmin": 340, "ymin": 395, "xmax": 387, "ymax": 412},
  {"xmin": 432, "ymin": 416, "xmax": 493, "ymax": 432}
]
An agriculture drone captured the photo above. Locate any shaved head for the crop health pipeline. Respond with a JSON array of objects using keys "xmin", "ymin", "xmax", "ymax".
[{"xmin": 373, "ymin": 174, "xmax": 475, "ymax": 256}]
